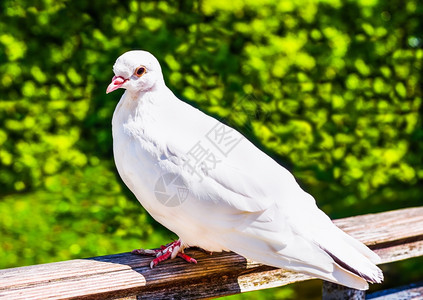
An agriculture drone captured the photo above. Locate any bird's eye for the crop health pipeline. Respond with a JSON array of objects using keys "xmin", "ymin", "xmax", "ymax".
[{"xmin": 135, "ymin": 66, "xmax": 146, "ymax": 77}]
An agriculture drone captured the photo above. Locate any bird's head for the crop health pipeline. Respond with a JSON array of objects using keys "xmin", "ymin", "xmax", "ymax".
[{"xmin": 106, "ymin": 50, "xmax": 164, "ymax": 94}]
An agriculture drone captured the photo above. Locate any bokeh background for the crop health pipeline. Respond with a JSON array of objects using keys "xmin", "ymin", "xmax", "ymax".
[{"xmin": 0, "ymin": 0, "xmax": 422, "ymax": 298}]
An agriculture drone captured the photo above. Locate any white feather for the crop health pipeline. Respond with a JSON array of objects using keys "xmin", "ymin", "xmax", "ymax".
[{"xmin": 110, "ymin": 50, "xmax": 383, "ymax": 290}]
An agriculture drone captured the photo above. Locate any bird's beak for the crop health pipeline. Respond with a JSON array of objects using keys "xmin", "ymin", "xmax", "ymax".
[{"xmin": 106, "ymin": 76, "xmax": 127, "ymax": 94}]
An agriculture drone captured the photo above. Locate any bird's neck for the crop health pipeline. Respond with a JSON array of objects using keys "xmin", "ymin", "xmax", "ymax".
[
  {"xmin": 116, "ymin": 84, "xmax": 175, "ymax": 119},
  {"xmin": 112, "ymin": 84, "xmax": 176, "ymax": 141},
  {"xmin": 125, "ymin": 81, "xmax": 169, "ymax": 102}
]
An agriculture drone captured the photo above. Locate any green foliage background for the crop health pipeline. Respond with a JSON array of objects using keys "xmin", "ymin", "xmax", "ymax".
[{"xmin": 0, "ymin": 0, "xmax": 422, "ymax": 298}]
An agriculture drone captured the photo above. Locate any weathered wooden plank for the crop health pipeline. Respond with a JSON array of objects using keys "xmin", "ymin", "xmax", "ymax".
[
  {"xmin": 334, "ymin": 206, "xmax": 423, "ymax": 246},
  {"xmin": 333, "ymin": 206, "xmax": 423, "ymax": 264},
  {"xmin": 0, "ymin": 206, "xmax": 422, "ymax": 300},
  {"xmin": 0, "ymin": 251, "xmax": 250, "ymax": 300},
  {"xmin": 373, "ymin": 239, "xmax": 423, "ymax": 264}
]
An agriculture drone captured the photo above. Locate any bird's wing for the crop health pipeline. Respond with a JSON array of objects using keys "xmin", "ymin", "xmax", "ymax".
[{"xmin": 148, "ymin": 98, "xmax": 382, "ymax": 289}]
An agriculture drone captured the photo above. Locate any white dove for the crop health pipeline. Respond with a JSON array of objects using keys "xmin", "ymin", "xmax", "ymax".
[{"xmin": 106, "ymin": 50, "xmax": 383, "ymax": 290}]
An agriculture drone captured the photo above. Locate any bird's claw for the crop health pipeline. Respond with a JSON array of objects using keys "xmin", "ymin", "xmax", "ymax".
[
  {"xmin": 132, "ymin": 240, "xmax": 197, "ymax": 268},
  {"xmin": 178, "ymin": 252, "xmax": 197, "ymax": 264}
]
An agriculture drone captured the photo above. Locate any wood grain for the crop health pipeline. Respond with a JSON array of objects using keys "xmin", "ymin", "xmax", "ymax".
[{"xmin": 0, "ymin": 206, "xmax": 422, "ymax": 300}]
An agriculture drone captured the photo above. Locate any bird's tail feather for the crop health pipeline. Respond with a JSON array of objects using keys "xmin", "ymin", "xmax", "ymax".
[
  {"xmin": 232, "ymin": 238, "xmax": 373, "ymax": 290},
  {"xmin": 314, "ymin": 227, "xmax": 384, "ymax": 286},
  {"xmin": 224, "ymin": 223, "xmax": 382, "ymax": 290},
  {"xmin": 337, "ymin": 227, "xmax": 381, "ymax": 264},
  {"xmin": 304, "ymin": 207, "xmax": 383, "ymax": 286}
]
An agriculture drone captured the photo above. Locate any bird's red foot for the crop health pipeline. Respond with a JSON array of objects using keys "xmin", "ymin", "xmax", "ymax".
[{"xmin": 132, "ymin": 240, "xmax": 197, "ymax": 268}]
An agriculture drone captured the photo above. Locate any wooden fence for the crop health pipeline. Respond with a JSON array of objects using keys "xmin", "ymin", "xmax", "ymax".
[{"xmin": 1, "ymin": 206, "xmax": 422, "ymax": 299}]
